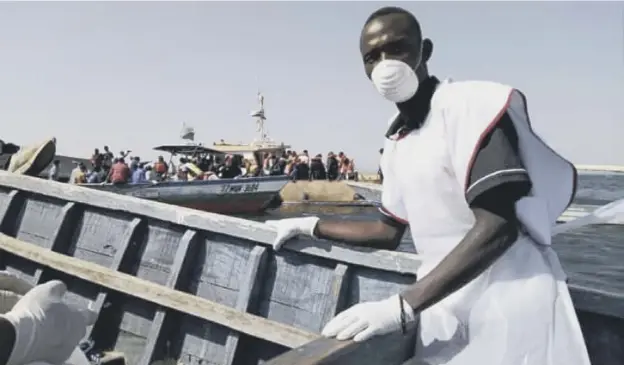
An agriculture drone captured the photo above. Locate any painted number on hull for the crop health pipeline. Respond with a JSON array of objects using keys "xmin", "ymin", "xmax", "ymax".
[{"xmin": 220, "ymin": 182, "xmax": 259, "ymax": 194}]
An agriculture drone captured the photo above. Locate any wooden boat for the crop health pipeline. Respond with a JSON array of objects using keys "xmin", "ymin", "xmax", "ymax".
[
  {"xmin": 346, "ymin": 181, "xmax": 622, "ymax": 224},
  {"xmin": 81, "ymin": 144, "xmax": 289, "ymax": 215},
  {"xmin": 82, "ymin": 176, "xmax": 288, "ymax": 215},
  {"xmin": 0, "ymin": 171, "xmax": 621, "ymax": 365}
]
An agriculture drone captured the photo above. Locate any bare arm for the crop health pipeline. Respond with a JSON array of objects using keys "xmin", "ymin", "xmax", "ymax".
[
  {"xmin": 400, "ymin": 185, "xmax": 521, "ymax": 312},
  {"xmin": 313, "ymin": 217, "xmax": 406, "ymax": 251}
]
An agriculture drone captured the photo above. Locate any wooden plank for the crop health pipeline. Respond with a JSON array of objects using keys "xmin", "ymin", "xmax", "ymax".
[
  {"xmin": 0, "ymin": 232, "xmax": 318, "ymax": 348},
  {"xmin": 34, "ymin": 202, "xmax": 80, "ymax": 284},
  {"xmin": 223, "ymin": 245, "xmax": 270, "ymax": 365},
  {"xmin": 265, "ymin": 326, "xmax": 418, "ymax": 365},
  {"xmin": 0, "ymin": 190, "xmax": 22, "ymax": 235},
  {"xmin": 265, "ymin": 337, "xmax": 360, "ymax": 365},
  {"xmin": 87, "ymin": 217, "xmax": 145, "ymax": 340},
  {"xmin": 138, "ymin": 229, "xmax": 200, "ymax": 365},
  {"xmin": 0, "ymin": 172, "xmax": 423, "ymax": 275},
  {"xmin": 320, "ymin": 264, "xmax": 350, "ymax": 327}
]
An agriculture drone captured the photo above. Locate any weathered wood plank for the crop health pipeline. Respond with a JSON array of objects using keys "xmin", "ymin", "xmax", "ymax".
[
  {"xmin": 265, "ymin": 325, "xmax": 418, "ymax": 365},
  {"xmin": 223, "ymin": 245, "xmax": 270, "ymax": 365},
  {"xmin": 34, "ymin": 202, "xmax": 80, "ymax": 284},
  {"xmin": 0, "ymin": 190, "xmax": 23, "ymax": 235},
  {"xmin": 0, "ymin": 232, "xmax": 318, "ymax": 348},
  {"xmin": 0, "ymin": 172, "xmax": 423, "ymax": 275},
  {"xmin": 87, "ymin": 217, "xmax": 145, "ymax": 340},
  {"xmin": 138, "ymin": 229, "xmax": 200, "ymax": 365},
  {"xmin": 320, "ymin": 264, "xmax": 350, "ymax": 328}
]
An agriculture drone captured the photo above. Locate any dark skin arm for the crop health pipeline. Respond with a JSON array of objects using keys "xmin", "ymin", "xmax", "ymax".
[
  {"xmin": 313, "ymin": 218, "xmax": 406, "ymax": 251},
  {"xmin": 0, "ymin": 316, "xmax": 16, "ymax": 365},
  {"xmin": 400, "ymin": 184, "xmax": 524, "ymax": 313}
]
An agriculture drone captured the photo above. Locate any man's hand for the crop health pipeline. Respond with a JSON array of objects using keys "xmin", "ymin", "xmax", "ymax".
[
  {"xmin": 265, "ymin": 217, "xmax": 319, "ymax": 250},
  {"xmin": 322, "ymin": 294, "xmax": 415, "ymax": 342},
  {"xmin": 1, "ymin": 280, "xmax": 97, "ymax": 365}
]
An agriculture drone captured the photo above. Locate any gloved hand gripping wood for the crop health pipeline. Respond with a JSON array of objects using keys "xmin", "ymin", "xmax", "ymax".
[{"xmin": 0, "ymin": 272, "xmax": 97, "ymax": 365}]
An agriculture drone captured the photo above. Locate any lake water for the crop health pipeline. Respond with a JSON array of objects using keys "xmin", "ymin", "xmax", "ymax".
[{"xmin": 258, "ymin": 172, "xmax": 624, "ymax": 295}]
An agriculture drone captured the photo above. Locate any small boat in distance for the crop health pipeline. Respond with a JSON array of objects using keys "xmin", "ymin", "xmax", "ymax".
[{"xmin": 81, "ymin": 144, "xmax": 288, "ymax": 215}]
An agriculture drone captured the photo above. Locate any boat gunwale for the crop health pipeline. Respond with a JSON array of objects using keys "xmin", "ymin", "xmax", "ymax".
[
  {"xmin": 0, "ymin": 172, "xmax": 423, "ymax": 275},
  {"xmin": 3, "ymin": 173, "xmax": 621, "ymax": 316},
  {"xmin": 78, "ymin": 175, "xmax": 290, "ymax": 189}
]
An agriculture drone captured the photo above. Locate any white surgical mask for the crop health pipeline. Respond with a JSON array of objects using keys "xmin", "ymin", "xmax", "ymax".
[{"xmin": 371, "ymin": 59, "xmax": 420, "ymax": 103}]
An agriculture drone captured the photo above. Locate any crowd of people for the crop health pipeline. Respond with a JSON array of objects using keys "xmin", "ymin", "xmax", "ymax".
[
  {"xmin": 52, "ymin": 146, "xmax": 360, "ymax": 185},
  {"xmin": 262, "ymin": 150, "xmax": 358, "ymax": 181}
]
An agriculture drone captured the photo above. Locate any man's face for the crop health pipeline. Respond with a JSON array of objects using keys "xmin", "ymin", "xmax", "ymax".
[{"xmin": 360, "ymin": 13, "xmax": 423, "ymax": 79}]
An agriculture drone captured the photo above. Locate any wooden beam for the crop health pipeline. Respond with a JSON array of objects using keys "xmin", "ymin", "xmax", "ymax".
[
  {"xmin": 34, "ymin": 202, "xmax": 81, "ymax": 284},
  {"xmin": 138, "ymin": 229, "xmax": 200, "ymax": 365},
  {"xmin": 264, "ymin": 337, "xmax": 360, "ymax": 365},
  {"xmin": 265, "ymin": 325, "xmax": 418, "ymax": 365},
  {"xmin": 0, "ymin": 172, "xmax": 423, "ymax": 275},
  {"xmin": 223, "ymin": 245, "xmax": 270, "ymax": 365},
  {"xmin": 0, "ymin": 233, "xmax": 318, "ymax": 349},
  {"xmin": 87, "ymin": 217, "xmax": 145, "ymax": 340}
]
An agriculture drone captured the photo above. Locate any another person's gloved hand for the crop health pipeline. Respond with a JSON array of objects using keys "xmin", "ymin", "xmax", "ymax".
[
  {"xmin": 265, "ymin": 217, "xmax": 320, "ymax": 250},
  {"xmin": 0, "ymin": 271, "xmax": 32, "ymax": 313},
  {"xmin": 0, "ymin": 279, "xmax": 97, "ymax": 365}
]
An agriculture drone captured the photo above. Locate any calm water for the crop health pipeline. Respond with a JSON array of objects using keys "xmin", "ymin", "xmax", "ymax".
[{"xmin": 257, "ymin": 172, "xmax": 624, "ymax": 295}]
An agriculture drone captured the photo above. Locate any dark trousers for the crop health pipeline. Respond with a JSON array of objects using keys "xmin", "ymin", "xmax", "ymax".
[{"xmin": 0, "ymin": 140, "xmax": 19, "ymax": 170}]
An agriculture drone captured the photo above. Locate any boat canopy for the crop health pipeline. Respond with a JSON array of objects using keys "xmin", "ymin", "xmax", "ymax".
[{"xmin": 153, "ymin": 144, "xmax": 229, "ymax": 157}]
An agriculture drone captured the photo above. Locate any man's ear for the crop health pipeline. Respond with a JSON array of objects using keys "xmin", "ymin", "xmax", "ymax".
[{"xmin": 422, "ymin": 38, "xmax": 433, "ymax": 63}]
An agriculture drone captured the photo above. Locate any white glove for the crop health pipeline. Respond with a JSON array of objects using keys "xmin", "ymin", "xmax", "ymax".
[
  {"xmin": 1, "ymin": 280, "xmax": 97, "ymax": 365},
  {"xmin": 0, "ymin": 271, "xmax": 32, "ymax": 313},
  {"xmin": 265, "ymin": 217, "xmax": 320, "ymax": 250},
  {"xmin": 321, "ymin": 294, "xmax": 415, "ymax": 342}
]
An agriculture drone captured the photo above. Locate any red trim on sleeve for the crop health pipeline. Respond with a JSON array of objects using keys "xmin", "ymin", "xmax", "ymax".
[
  {"xmin": 379, "ymin": 206, "xmax": 409, "ymax": 225},
  {"xmin": 463, "ymin": 91, "xmax": 513, "ymax": 191}
]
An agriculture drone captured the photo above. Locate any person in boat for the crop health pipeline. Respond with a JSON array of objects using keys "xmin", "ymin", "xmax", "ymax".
[
  {"xmin": 48, "ymin": 159, "xmax": 60, "ymax": 181},
  {"xmin": 269, "ymin": 156, "xmax": 286, "ymax": 176},
  {"xmin": 87, "ymin": 165, "xmax": 105, "ymax": 184},
  {"xmin": 325, "ymin": 152, "xmax": 339, "ymax": 181},
  {"xmin": 0, "ymin": 138, "xmax": 56, "ymax": 176},
  {"xmin": 266, "ymin": 7, "xmax": 590, "ymax": 365},
  {"xmin": 153, "ymin": 156, "xmax": 169, "ymax": 181},
  {"xmin": 183, "ymin": 159, "xmax": 203, "ymax": 181},
  {"xmin": 310, "ymin": 154, "xmax": 327, "ymax": 180},
  {"xmin": 144, "ymin": 165, "xmax": 154, "ymax": 181},
  {"xmin": 69, "ymin": 162, "xmax": 88, "ymax": 184},
  {"xmin": 0, "ymin": 272, "xmax": 97, "ymax": 365},
  {"xmin": 131, "ymin": 162, "xmax": 147, "ymax": 184},
  {"xmin": 218, "ymin": 155, "xmax": 242, "ymax": 179},
  {"xmin": 108, "ymin": 158, "xmax": 130, "ymax": 184}
]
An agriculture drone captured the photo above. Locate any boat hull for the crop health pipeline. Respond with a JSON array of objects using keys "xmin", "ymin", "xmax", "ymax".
[
  {"xmin": 0, "ymin": 172, "xmax": 621, "ymax": 365},
  {"xmin": 81, "ymin": 176, "xmax": 289, "ymax": 215}
]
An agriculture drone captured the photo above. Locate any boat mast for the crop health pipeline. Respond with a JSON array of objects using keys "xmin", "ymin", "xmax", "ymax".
[{"xmin": 251, "ymin": 91, "xmax": 269, "ymax": 145}]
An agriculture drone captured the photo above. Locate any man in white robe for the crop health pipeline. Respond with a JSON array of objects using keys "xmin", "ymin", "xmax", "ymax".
[{"xmin": 266, "ymin": 6, "xmax": 591, "ymax": 365}]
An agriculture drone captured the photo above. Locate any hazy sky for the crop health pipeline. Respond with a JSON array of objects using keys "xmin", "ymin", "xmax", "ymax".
[{"xmin": 1, "ymin": 1, "xmax": 622, "ymax": 171}]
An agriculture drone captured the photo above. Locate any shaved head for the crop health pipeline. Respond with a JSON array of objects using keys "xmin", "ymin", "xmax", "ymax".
[{"xmin": 360, "ymin": 7, "xmax": 432, "ymax": 81}]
